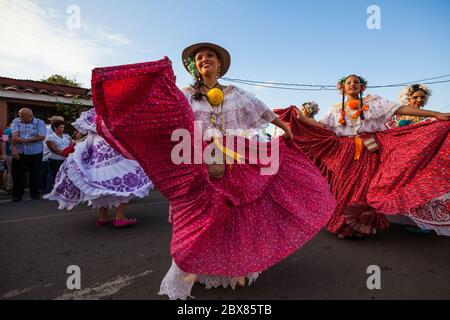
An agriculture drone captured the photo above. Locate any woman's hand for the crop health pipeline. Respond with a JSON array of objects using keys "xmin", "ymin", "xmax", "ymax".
[
  {"xmin": 396, "ymin": 106, "xmax": 450, "ymax": 121},
  {"xmin": 294, "ymin": 106, "xmax": 305, "ymax": 120},
  {"xmin": 272, "ymin": 117, "xmax": 294, "ymax": 140},
  {"xmin": 293, "ymin": 107, "xmax": 326, "ymax": 129},
  {"xmin": 284, "ymin": 127, "xmax": 294, "ymax": 140},
  {"xmin": 434, "ymin": 112, "xmax": 450, "ymax": 121}
]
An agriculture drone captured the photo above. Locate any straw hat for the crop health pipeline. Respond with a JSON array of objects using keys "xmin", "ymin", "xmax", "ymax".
[{"xmin": 182, "ymin": 42, "xmax": 231, "ymax": 78}]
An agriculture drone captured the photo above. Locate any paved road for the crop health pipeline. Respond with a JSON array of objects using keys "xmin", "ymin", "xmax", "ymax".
[{"xmin": 1, "ymin": 190, "xmax": 449, "ymax": 300}]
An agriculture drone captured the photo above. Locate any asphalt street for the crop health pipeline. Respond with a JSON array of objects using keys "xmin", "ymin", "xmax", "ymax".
[{"xmin": 1, "ymin": 190, "xmax": 449, "ymax": 300}]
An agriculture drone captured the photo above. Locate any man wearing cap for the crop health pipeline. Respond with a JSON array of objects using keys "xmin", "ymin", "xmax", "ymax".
[
  {"xmin": 10, "ymin": 108, "xmax": 46, "ymax": 201},
  {"xmin": 41, "ymin": 115, "xmax": 65, "ymax": 194}
]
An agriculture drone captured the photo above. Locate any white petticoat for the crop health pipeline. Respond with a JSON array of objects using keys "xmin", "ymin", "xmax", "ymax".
[
  {"xmin": 409, "ymin": 193, "xmax": 450, "ymax": 236},
  {"xmin": 44, "ymin": 132, "xmax": 153, "ymax": 210},
  {"xmin": 158, "ymin": 260, "xmax": 260, "ymax": 300}
]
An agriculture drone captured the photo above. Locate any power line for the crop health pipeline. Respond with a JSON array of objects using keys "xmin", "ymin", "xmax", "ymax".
[
  {"xmin": 437, "ymin": 104, "xmax": 450, "ymax": 111},
  {"xmin": 225, "ymin": 79, "xmax": 334, "ymax": 91},
  {"xmin": 222, "ymin": 74, "xmax": 450, "ymax": 91},
  {"xmin": 370, "ymin": 78, "xmax": 450, "ymax": 88},
  {"xmin": 223, "ymin": 77, "xmax": 335, "ymax": 88}
]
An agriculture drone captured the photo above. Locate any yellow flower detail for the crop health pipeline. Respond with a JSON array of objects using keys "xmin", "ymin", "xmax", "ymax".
[{"xmin": 207, "ymin": 88, "xmax": 224, "ymax": 106}]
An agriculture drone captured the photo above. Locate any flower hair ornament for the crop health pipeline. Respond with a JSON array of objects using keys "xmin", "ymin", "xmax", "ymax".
[
  {"xmin": 184, "ymin": 56, "xmax": 200, "ymax": 79},
  {"xmin": 301, "ymin": 101, "xmax": 320, "ymax": 118},
  {"xmin": 398, "ymin": 84, "xmax": 432, "ymax": 106}
]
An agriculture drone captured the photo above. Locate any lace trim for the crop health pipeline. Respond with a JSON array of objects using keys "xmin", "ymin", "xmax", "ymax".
[
  {"xmin": 185, "ymin": 86, "xmax": 275, "ymax": 133},
  {"xmin": 182, "ymin": 85, "xmax": 236, "ymax": 96},
  {"xmin": 197, "ymin": 273, "xmax": 260, "ymax": 290},
  {"xmin": 158, "ymin": 261, "xmax": 261, "ymax": 300}
]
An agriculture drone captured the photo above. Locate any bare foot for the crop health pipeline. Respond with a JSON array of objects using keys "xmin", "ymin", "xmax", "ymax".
[{"xmin": 236, "ymin": 277, "xmax": 246, "ymax": 287}]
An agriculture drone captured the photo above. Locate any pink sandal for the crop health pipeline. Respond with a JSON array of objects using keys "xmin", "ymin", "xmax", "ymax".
[
  {"xmin": 96, "ymin": 218, "xmax": 114, "ymax": 227},
  {"xmin": 113, "ymin": 218, "xmax": 137, "ymax": 228}
]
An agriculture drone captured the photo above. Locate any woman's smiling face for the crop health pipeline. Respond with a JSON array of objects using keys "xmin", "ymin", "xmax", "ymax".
[
  {"xmin": 344, "ymin": 75, "xmax": 364, "ymax": 96},
  {"xmin": 409, "ymin": 90, "xmax": 427, "ymax": 108},
  {"xmin": 195, "ymin": 48, "xmax": 221, "ymax": 78}
]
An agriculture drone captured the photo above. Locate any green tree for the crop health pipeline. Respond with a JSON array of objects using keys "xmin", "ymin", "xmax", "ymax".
[
  {"xmin": 42, "ymin": 74, "xmax": 82, "ymax": 88},
  {"xmin": 56, "ymin": 99, "xmax": 89, "ymax": 135},
  {"xmin": 42, "ymin": 75, "xmax": 87, "ymax": 134}
]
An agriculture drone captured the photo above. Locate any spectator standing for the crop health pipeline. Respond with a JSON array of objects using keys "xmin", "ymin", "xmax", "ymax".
[
  {"xmin": 1, "ymin": 121, "xmax": 13, "ymax": 192},
  {"xmin": 11, "ymin": 108, "xmax": 46, "ymax": 202},
  {"xmin": 45, "ymin": 120, "xmax": 71, "ymax": 193},
  {"xmin": 40, "ymin": 115, "xmax": 64, "ymax": 193}
]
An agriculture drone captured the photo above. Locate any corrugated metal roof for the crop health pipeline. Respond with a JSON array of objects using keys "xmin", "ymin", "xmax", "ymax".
[{"xmin": 0, "ymin": 76, "xmax": 91, "ymax": 100}]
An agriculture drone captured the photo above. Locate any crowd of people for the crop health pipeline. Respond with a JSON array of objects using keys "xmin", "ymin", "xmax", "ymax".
[{"xmin": 0, "ymin": 110, "xmax": 81, "ymax": 201}]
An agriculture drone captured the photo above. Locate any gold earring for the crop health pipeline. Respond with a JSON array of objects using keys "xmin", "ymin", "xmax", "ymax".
[{"xmin": 217, "ymin": 66, "xmax": 221, "ymax": 78}]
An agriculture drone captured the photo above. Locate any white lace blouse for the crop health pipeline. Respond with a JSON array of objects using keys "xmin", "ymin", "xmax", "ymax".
[
  {"xmin": 320, "ymin": 95, "xmax": 402, "ymax": 137},
  {"xmin": 183, "ymin": 85, "xmax": 276, "ymax": 138}
]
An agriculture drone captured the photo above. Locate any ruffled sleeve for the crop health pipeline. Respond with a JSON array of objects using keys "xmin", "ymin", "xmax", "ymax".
[
  {"xmin": 239, "ymin": 88, "xmax": 277, "ymax": 123},
  {"xmin": 184, "ymin": 85, "xmax": 277, "ymax": 133},
  {"xmin": 222, "ymin": 86, "xmax": 276, "ymax": 130},
  {"xmin": 365, "ymin": 95, "xmax": 401, "ymax": 123},
  {"xmin": 319, "ymin": 104, "xmax": 341, "ymax": 130}
]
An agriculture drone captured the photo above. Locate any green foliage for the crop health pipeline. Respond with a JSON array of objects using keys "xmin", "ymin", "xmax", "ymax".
[
  {"xmin": 56, "ymin": 99, "xmax": 89, "ymax": 134},
  {"xmin": 42, "ymin": 74, "xmax": 82, "ymax": 88}
]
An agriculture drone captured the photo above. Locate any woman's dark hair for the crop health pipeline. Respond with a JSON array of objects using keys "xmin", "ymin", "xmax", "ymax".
[
  {"xmin": 410, "ymin": 84, "xmax": 427, "ymax": 95},
  {"xmin": 192, "ymin": 77, "xmax": 204, "ymax": 101},
  {"xmin": 51, "ymin": 120, "xmax": 65, "ymax": 131}
]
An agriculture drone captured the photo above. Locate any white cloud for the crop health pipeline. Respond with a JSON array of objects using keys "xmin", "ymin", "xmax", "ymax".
[
  {"xmin": 87, "ymin": 25, "xmax": 130, "ymax": 47},
  {"xmin": 0, "ymin": 0, "xmax": 131, "ymax": 87}
]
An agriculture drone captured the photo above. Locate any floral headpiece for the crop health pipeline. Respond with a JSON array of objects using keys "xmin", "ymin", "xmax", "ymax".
[
  {"xmin": 398, "ymin": 84, "xmax": 432, "ymax": 106},
  {"xmin": 183, "ymin": 56, "xmax": 199, "ymax": 78},
  {"xmin": 336, "ymin": 75, "xmax": 368, "ymax": 91},
  {"xmin": 301, "ymin": 101, "xmax": 320, "ymax": 117}
]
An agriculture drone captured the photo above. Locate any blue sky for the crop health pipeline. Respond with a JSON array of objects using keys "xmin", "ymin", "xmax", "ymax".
[{"xmin": 1, "ymin": 0, "xmax": 449, "ymax": 117}]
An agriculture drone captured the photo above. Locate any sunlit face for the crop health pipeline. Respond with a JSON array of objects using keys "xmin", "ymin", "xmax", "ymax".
[
  {"xmin": 195, "ymin": 48, "xmax": 221, "ymax": 78},
  {"xmin": 344, "ymin": 76, "xmax": 365, "ymax": 96},
  {"xmin": 409, "ymin": 90, "xmax": 427, "ymax": 108}
]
